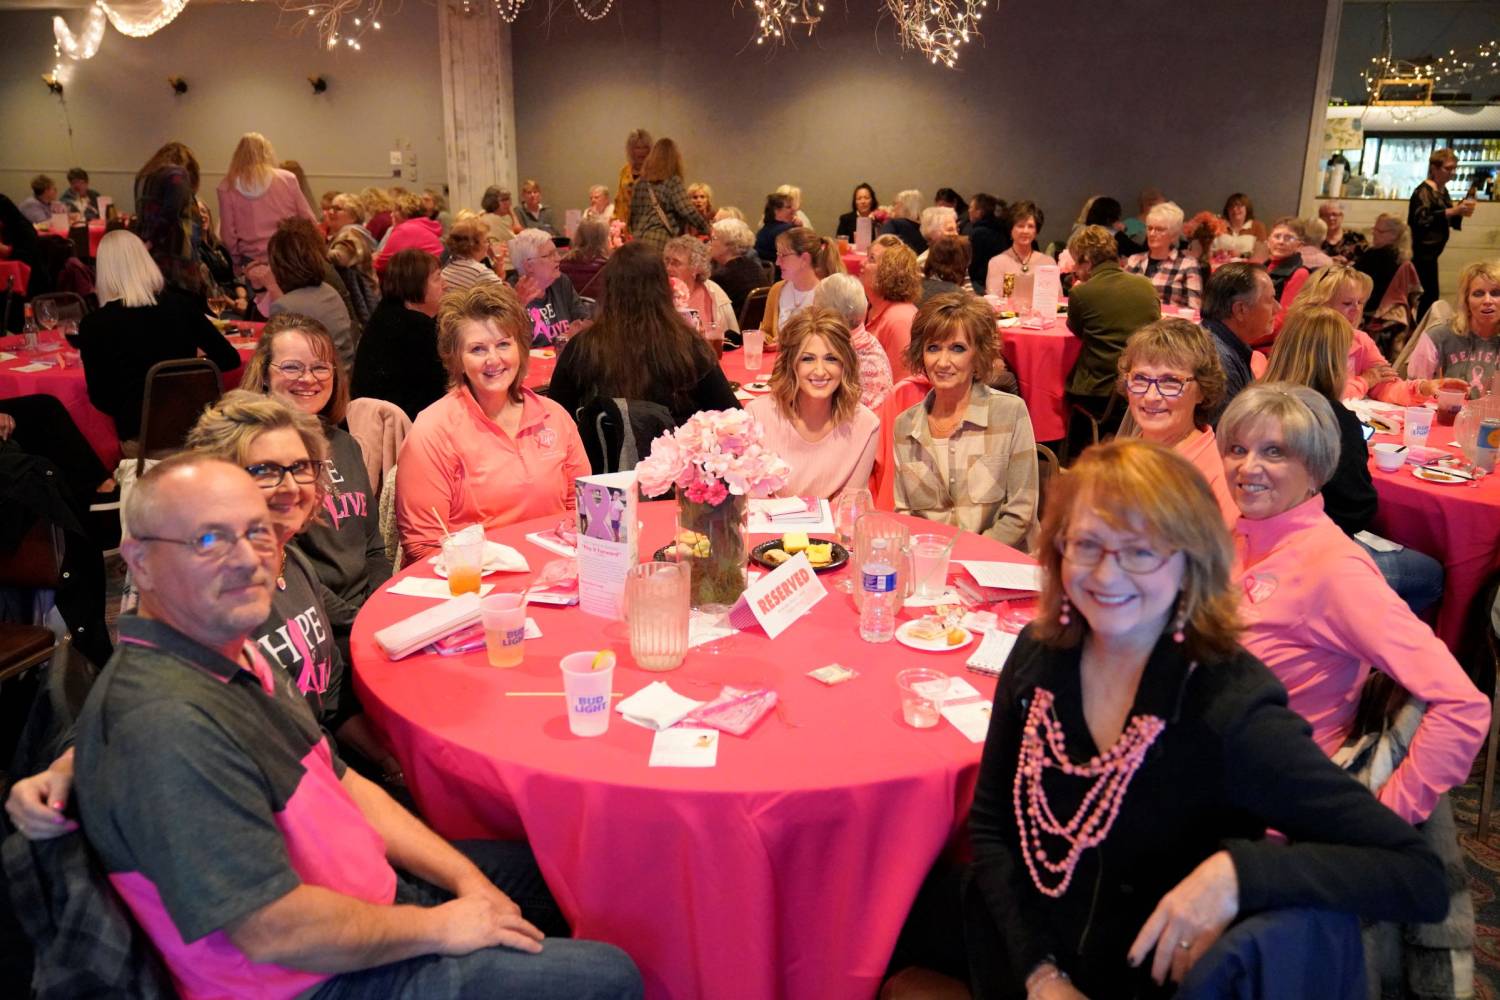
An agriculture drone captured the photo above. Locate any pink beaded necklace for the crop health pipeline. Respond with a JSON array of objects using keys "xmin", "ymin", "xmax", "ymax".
[{"xmin": 1012, "ymin": 686, "xmax": 1167, "ymax": 898}]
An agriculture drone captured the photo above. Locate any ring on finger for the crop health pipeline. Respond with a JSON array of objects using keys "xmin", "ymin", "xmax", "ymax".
[{"xmin": 1177, "ymin": 939, "xmax": 1193, "ymax": 951}]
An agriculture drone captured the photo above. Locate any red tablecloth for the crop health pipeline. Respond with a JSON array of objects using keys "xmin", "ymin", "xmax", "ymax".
[
  {"xmin": 352, "ymin": 503, "xmax": 1033, "ymax": 1000},
  {"xmin": 88, "ymin": 220, "xmax": 105, "ymax": 258},
  {"xmin": 1000, "ymin": 323, "xmax": 1081, "ymax": 443},
  {"xmin": 841, "ymin": 251, "xmax": 866, "ymax": 276},
  {"xmin": 0, "ymin": 326, "xmax": 257, "ymax": 467},
  {"xmin": 1367, "ymin": 431, "xmax": 1500, "ymax": 650}
]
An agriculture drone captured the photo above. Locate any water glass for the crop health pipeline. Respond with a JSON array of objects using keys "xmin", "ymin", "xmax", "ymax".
[
  {"xmin": 625, "ymin": 561, "xmax": 690, "ymax": 671},
  {"xmin": 742, "ymin": 329, "xmax": 765, "ymax": 370},
  {"xmin": 853, "ymin": 512, "xmax": 910, "ymax": 611},
  {"xmin": 910, "ymin": 533, "xmax": 952, "ymax": 598},
  {"xmin": 560, "ymin": 651, "xmax": 614, "ymax": 737},
  {"xmin": 897, "ymin": 668, "xmax": 949, "ymax": 728},
  {"xmin": 833, "ymin": 488, "xmax": 873, "ymax": 593}
]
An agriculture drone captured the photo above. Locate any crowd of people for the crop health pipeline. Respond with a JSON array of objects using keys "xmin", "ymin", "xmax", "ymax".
[{"xmin": 0, "ymin": 127, "xmax": 1497, "ymax": 999}]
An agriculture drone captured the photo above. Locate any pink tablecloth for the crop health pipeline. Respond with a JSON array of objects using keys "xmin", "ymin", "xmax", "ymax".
[
  {"xmin": 352, "ymin": 503, "xmax": 1033, "ymax": 1000},
  {"xmin": 0, "ymin": 327, "xmax": 256, "ymax": 467},
  {"xmin": 1367, "ymin": 431, "xmax": 1500, "ymax": 650},
  {"xmin": 88, "ymin": 220, "xmax": 105, "ymax": 257},
  {"xmin": 0, "ymin": 260, "xmax": 30, "ymax": 296},
  {"xmin": 841, "ymin": 251, "xmax": 866, "ymax": 276},
  {"xmin": 1000, "ymin": 324, "xmax": 1082, "ymax": 443}
]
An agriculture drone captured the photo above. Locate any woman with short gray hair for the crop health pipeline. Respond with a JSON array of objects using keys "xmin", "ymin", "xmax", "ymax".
[
  {"xmin": 511, "ymin": 228, "xmax": 588, "ymax": 345},
  {"xmin": 1124, "ymin": 200, "xmax": 1201, "ymax": 310},
  {"xmin": 664, "ymin": 235, "xmax": 738, "ymax": 339},
  {"xmin": 815, "ymin": 273, "xmax": 890, "ymax": 408},
  {"xmin": 710, "ymin": 217, "xmax": 769, "ymax": 321},
  {"xmin": 1220, "ymin": 380, "xmax": 1487, "ymax": 829},
  {"xmin": 881, "ymin": 189, "xmax": 928, "ymax": 254}
]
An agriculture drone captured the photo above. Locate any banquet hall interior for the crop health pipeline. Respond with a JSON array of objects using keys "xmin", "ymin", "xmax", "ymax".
[{"xmin": 5, "ymin": 0, "xmax": 1500, "ymax": 996}]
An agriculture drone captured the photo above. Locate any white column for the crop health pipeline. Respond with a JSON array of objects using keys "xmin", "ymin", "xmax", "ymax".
[{"xmin": 438, "ymin": 1, "xmax": 518, "ymax": 214}]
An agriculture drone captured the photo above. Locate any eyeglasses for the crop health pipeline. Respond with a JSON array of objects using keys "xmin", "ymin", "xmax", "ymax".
[
  {"xmin": 1057, "ymin": 536, "xmax": 1175, "ymax": 574},
  {"xmin": 270, "ymin": 361, "xmax": 335, "ymax": 381},
  {"xmin": 136, "ymin": 524, "xmax": 278, "ymax": 559},
  {"xmin": 1125, "ymin": 373, "xmax": 1195, "ymax": 398},
  {"xmin": 244, "ymin": 459, "xmax": 326, "ymax": 489}
]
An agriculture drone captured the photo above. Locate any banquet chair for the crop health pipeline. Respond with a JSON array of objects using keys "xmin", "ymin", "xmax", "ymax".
[
  {"xmin": 739, "ymin": 287, "xmax": 771, "ymax": 331},
  {"xmin": 134, "ymin": 358, "xmax": 223, "ymax": 477},
  {"xmin": 1034, "ymin": 444, "xmax": 1061, "ymax": 521},
  {"xmin": 0, "ymin": 513, "xmax": 64, "ymax": 689},
  {"xmin": 1062, "ymin": 393, "xmax": 1125, "ymax": 465}
]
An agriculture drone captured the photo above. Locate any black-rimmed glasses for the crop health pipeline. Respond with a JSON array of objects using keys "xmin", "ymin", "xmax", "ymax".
[{"xmin": 245, "ymin": 459, "xmax": 326, "ymax": 489}]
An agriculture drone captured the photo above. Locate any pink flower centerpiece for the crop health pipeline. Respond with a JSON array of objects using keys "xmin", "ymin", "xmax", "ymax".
[{"xmin": 637, "ymin": 409, "xmax": 790, "ymax": 607}]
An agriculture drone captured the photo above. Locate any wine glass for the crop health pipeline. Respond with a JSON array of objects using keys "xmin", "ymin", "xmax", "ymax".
[
  {"xmin": 35, "ymin": 299, "xmax": 59, "ymax": 338},
  {"xmin": 833, "ymin": 488, "xmax": 873, "ymax": 594}
]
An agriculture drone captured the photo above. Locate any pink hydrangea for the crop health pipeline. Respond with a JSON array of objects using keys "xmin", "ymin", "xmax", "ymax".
[{"xmin": 635, "ymin": 409, "xmax": 789, "ymax": 501}]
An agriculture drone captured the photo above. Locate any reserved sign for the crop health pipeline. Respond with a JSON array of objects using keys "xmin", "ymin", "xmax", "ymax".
[{"xmin": 728, "ymin": 551, "xmax": 827, "ymax": 639}]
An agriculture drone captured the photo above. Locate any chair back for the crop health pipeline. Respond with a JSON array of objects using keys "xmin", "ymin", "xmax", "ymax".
[
  {"xmin": 870, "ymin": 376, "xmax": 935, "ymax": 510},
  {"xmin": 0, "ymin": 514, "xmax": 64, "ymax": 591},
  {"xmin": 1394, "ymin": 298, "xmax": 1455, "ymax": 376},
  {"xmin": 68, "ymin": 222, "xmax": 91, "ymax": 261},
  {"xmin": 739, "ymin": 286, "xmax": 771, "ymax": 332},
  {"xmin": 379, "ymin": 465, "xmax": 401, "ymax": 567},
  {"xmin": 1035, "ymin": 444, "xmax": 1061, "ymax": 522},
  {"xmin": 136, "ymin": 358, "xmax": 223, "ymax": 476},
  {"xmin": 29, "ymin": 291, "xmax": 90, "ymax": 326},
  {"xmin": 576, "ymin": 397, "xmax": 677, "ymax": 475}
]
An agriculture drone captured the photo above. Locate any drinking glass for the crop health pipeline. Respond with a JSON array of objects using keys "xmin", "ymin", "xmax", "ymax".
[
  {"xmin": 480, "ymin": 592, "xmax": 527, "ymax": 668},
  {"xmin": 208, "ymin": 293, "xmax": 233, "ymax": 320},
  {"xmin": 910, "ymin": 533, "xmax": 952, "ymax": 599},
  {"xmin": 35, "ymin": 299, "xmax": 58, "ymax": 335},
  {"xmin": 853, "ymin": 512, "xmax": 910, "ymax": 611},
  {"xmin": 741, "ymin": 329, "xmax": 765, "ymax": 371},
  {"xmin": 625, "ymin": 561, "xmax": 690, "ymax": 671},
  {"xmin": 442, "ymin": 530, "xmax": 485, "ymax": 596},
  {"xmin": 833, "ymin": 488, "xmax": 873, "ymax": 593},
  {"xmin": 897, "ymin": 668, "xmax": 949, "ymax": 728},
  {"xmin": 560, "ymin": 651, "xmax": 614, "ymax": 737}
]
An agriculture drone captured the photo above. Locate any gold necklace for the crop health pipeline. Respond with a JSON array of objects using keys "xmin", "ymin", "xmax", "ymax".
[{"xmin": 1011, "ymin": 246, "xmax": 1033, "ymax": 273}]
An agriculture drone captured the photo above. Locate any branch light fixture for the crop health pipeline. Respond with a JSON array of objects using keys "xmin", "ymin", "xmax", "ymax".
[
  {"xmin": 753, "ymin": 0, "xmax": 824, "ymax": 45},
  {"xmin": 276, "ymin": 0, "xmax": 388, "ymax": 51},
  {"xmin": 885, "ymin": 0, "xmax": 986, "ymax": 67}
]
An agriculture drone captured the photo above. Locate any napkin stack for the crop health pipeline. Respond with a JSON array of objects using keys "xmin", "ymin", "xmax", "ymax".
[{"xmin": 615, "ymin": 682, "xmax": 705, "ymax": 731}]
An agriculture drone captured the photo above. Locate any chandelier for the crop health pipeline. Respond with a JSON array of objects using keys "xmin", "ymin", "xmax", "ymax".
[
  {"xmin": 753, "ymin": 0, "xmax": 824, "ymax": 45},
  {"xmin": 886, "ymin": 0, "xmax": 985, "ymax": 68}
]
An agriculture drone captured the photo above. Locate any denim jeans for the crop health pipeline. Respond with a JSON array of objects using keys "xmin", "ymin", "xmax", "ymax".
[
  {"xmin": 1358, "ymin": 536, "xmax": 1445, "ymax": 616},
  {"xmin": 310, "ymin": 840, "xmax": 642, "ymax": 1000}
]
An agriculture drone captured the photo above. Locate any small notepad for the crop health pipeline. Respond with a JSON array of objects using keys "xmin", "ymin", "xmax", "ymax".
[
  {"xmin": 958, "ymin": 561, "xmax": 1042, "ymax": 591},
  {"xmin": 966, "ymin": 630, "xmax": 1019, "ymax": 676}
]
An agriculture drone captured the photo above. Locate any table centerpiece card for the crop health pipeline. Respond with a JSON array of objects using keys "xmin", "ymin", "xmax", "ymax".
[
  {"xmin": 726, "ymin": 551, "xmax": 827, "ymax": 639},
  {"xmin": 575, "ymin": 470, "xmax": 637, "ymax": 620}
]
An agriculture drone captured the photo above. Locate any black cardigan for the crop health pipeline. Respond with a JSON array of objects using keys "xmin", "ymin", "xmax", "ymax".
[
  {"xmin": 1321, "ymin": 400, "xmax": 1378, "ymax": 536},
  {"xmin": 969, "ymin": 626, "xmax": 1444, "ymax": 998},
  {"xmin": 76, "ymin": 287, "xmax": 242, "ymax": 441},
  {"xmin": 349, "ymin": 298, "xmax": 448, "ymax": 422}
]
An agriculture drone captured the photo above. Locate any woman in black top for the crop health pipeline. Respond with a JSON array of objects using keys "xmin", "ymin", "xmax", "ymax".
[
  {"xmin": 835, "ymin": 182, "xmax": 878, "ymax": 241},
  {"xmin": 77, "ymin": 230, "xmax": 241, "ymax": 445},
  {"xmin": 755, "ymin": 192, "xmax": 796, "ymax": 264},
  {"xmin": 548, "ymin": 243, "xmax": 739, "ymax": 426},
  {"xmin": 349, "ymin": 248, "xmax": 447, "ymax": 422},
  {"xmin": 966, "ymin": 440, "xmax": 1442, "ymax": 999}
]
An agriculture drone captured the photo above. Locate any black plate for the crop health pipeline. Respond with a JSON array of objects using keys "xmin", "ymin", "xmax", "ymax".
[{"xmin": 749, "ymin": 538, "xmax": 849, "ymax": 574}]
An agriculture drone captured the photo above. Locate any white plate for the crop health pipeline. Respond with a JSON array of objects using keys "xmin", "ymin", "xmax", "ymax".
[
  {"xmin": 429, "ymin": 540, "xmax": 530, "ymax": 576},
  {"xmin": 1412, "ymin": 466, "xmax": 1471, "ymax": 486},
  {"xmin": 743, "ymin": 381, "xmax": 772, "ymax": 393},
  {"xmin": 895, "ymin": 620, "xmax": 974, "ymax": 652}
]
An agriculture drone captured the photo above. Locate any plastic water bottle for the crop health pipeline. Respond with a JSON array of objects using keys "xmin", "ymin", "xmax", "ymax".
[{"xmin": 859, "ymin": 537, "xmax": 898, "ymax": 643}]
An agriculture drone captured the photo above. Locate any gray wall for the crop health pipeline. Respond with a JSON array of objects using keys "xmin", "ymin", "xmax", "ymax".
[
  {"xmin": 512, "ymin": 0, "xmax": 1333, "ymax": 245},
  {"xmin": 0, "ymin": 2, "xmax": 446, "ymax": 216}
]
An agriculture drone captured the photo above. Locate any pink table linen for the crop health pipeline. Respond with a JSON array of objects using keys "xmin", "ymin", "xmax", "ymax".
[
  {"xmin": 1000, "ymin": 323, "xmax": 1082, "ymax": 443},
  {"xmin": 1366, "ymin": 431, "xmax": 1500, "ymax": 651},
  {"xmin": 841, "ymin": 251, "xmax": 865, "ymax": 276},
  {"xmin": 351, "ymin": 503, "xmax": 1035, "ymax": 1000},
  {"xmin": 0, "ymin": 327, "xmax": 256, "ymax": 467}
]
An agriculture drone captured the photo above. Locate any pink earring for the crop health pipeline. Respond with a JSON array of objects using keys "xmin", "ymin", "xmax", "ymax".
[
  {"xmin": 1172, "ymin": 597, "xmax": 1188, "ymax": 644},
  {"xmin": 1058, "ymin": 594, "xmax": 1072, "ymax": 627}
]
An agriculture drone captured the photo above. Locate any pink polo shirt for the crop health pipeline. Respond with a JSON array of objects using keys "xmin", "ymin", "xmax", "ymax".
[
  {"xmin": 1343, "ymin": 327, "xmax": 1428, "ymax": 406},
  {"xmin": 1232, "ymin": 496, "xmax": 1488, "ymax": 823},
  {"xmin": 396, "ymin": 387, "xmax": 590, "ymax": 565},
  {"xmin": 866, "ymin": 300, "xmax": 918, "ymax": 378}
]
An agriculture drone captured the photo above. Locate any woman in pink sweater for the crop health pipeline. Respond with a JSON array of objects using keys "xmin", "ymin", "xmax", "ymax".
[
  {"xmin": 745, "ymin": 308, "xmax": 878, "ymax": 503},
  {"xmin": 395, "ymin": 283, "xmax": 588, "ymax": 565},
  {"xmin": 1289, "ymin": 264, "xmax": 1468, "ymax": 404},
  {"xmin": 216, "ymin": 132, "xmax": 317, "ymax": 272},
  {"xmin": 1218, "ymin": 383, "xmax": 1487, "ymax": 824}
]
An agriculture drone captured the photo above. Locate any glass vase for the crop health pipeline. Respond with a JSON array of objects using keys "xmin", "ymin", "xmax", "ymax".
[{"xmin": 675, "ymin": 494, "xmax": 749, "ymax": 611}]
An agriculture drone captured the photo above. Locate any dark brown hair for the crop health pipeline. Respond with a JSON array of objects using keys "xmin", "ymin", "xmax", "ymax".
[
  {"xmin": 266, "ymin": 217, "xmax": 326, "ymax": 293},
  {"xmin": 382, "ymin": 248, "xmax": 439, "ymax": 303},
  {"xmin": 923, "ymin": 235, "xmax": 971, "ymax": 286},
  {"xmin": 242, "ymin": 312, "xmax": 350, "ymax": 426},
  {"xmin": 905, "ymin": 292, "xmax": 997, "ymax": 382}
]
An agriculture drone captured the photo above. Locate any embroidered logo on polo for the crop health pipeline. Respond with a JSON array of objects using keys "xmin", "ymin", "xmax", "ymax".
[{"xmin": 1242, "ymin": 574, "xmax": 1278, "ymax": 604}]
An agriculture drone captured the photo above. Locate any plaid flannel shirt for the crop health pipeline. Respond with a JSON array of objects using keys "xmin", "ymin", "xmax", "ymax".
[{"xmin": 1125, "ymin": 249, "xmax": 1203, "ymax": 310}]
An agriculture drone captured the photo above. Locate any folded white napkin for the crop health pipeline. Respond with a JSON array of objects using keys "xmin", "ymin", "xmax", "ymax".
[
  {"xmin": 430, "ymin": 539, "xmax": 529, "ymax": 576},
  {"xmin": 615, "ymin": 681, "xmax": 705, "ymax": 731}
]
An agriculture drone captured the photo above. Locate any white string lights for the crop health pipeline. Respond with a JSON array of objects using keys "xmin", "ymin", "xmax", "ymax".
[
  {"xmin": 278, "ymin": 0, "xmax": 389, "ymax": 51},
  {"xmin": 889, "ymin": 0, "xmax": 985, "ymax": 67},
  {"xmin": 98, "ymin": 0, "xmax": 192, "ymax": 39},
  {"xmin": 50, "ymin": 5, "xmax": 107, "ymax": 86},
  {"xmin": 753, "ymin": 0, "xmax": 825, "ymax": 45}
]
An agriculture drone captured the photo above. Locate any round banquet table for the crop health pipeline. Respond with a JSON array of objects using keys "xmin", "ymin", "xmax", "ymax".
[
  {"xmin": 1366, "ymin": 429, "xmax": 1500, "ymax": 651},
  {"xmin": 0, "ymin": 325, "xmax": 257, "ymax": 468},
  {"xmin": 1000, "ymin": 322, "xmax": 1081, "ymax": 443},
  {"xmin": 351, "ymin": 503, "xmax": 1035, "ymax": 1000}
]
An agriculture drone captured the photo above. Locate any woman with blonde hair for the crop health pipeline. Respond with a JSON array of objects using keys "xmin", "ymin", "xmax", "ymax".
[
  {"xmin": 1116, "ymin": 318, "xmax": 1235, "ymax": 523},
  {"xmin": 360, "ymin": 185, "xmax": 396, "ymax": 241},
  {"xmin": 745, "ymin": 307, "xmax": 879, "ymax": 501},
  {"xmin": 1267, "ymin": 307, "xmax": 1444, "ymax": 612},
  {"xmin": 763, "ymin": 226, "xmax": 843, "ymax": 344},
  {"xmin": 1290, "ymin": 264, "xmax": 1466, "ymax": 404},
  {"xmin": 863, "ymin": 234, "xmax": 923, "ymax": 376},
  {"xmin": 396, "ymin": 283, "xmax": 589, "ymax": 564},
  {"xmin": 776, "ymin": 183, "xmax": 812, "ymax": 228},
  {"xmin": 440, "ymin": 217, "xmax": 503, "ymax": 293},
  {"xmin": 687, "ymin": 182, "xmax": 715, "ymax": 222},
  {"xmin": 628, "ymin": 138, "xmax": 709, "ymax": 252},
  {"xmin": 77, "ymin": 230, "xmax": 241, "ymax": 445},
  {"xmin": 895, "ymin": 292, "xmax": 1038, "ymax": 548},
  {"xmin": 962, "ymin": 435, "xmax": 1445, "ymax": 997},
  {"xmin": 1407, "ymin": 258, "xmax": 1500, "ymax": 392},
  {"xmin": 216, "ymin": 132, "xmax": 317, "ymax": 271}
]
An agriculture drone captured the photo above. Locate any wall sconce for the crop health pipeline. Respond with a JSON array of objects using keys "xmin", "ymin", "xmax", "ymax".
[
  {"xmin": 167, "ymin": 76, "xmax": 188, "ymax": 95},
  {"xmin": 309, "ymin": 75, "xmax": 328, "ymax": 94},
  {"xmin": 42, "ymin": 73, "xmax": 64, "ymax": 95}
]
